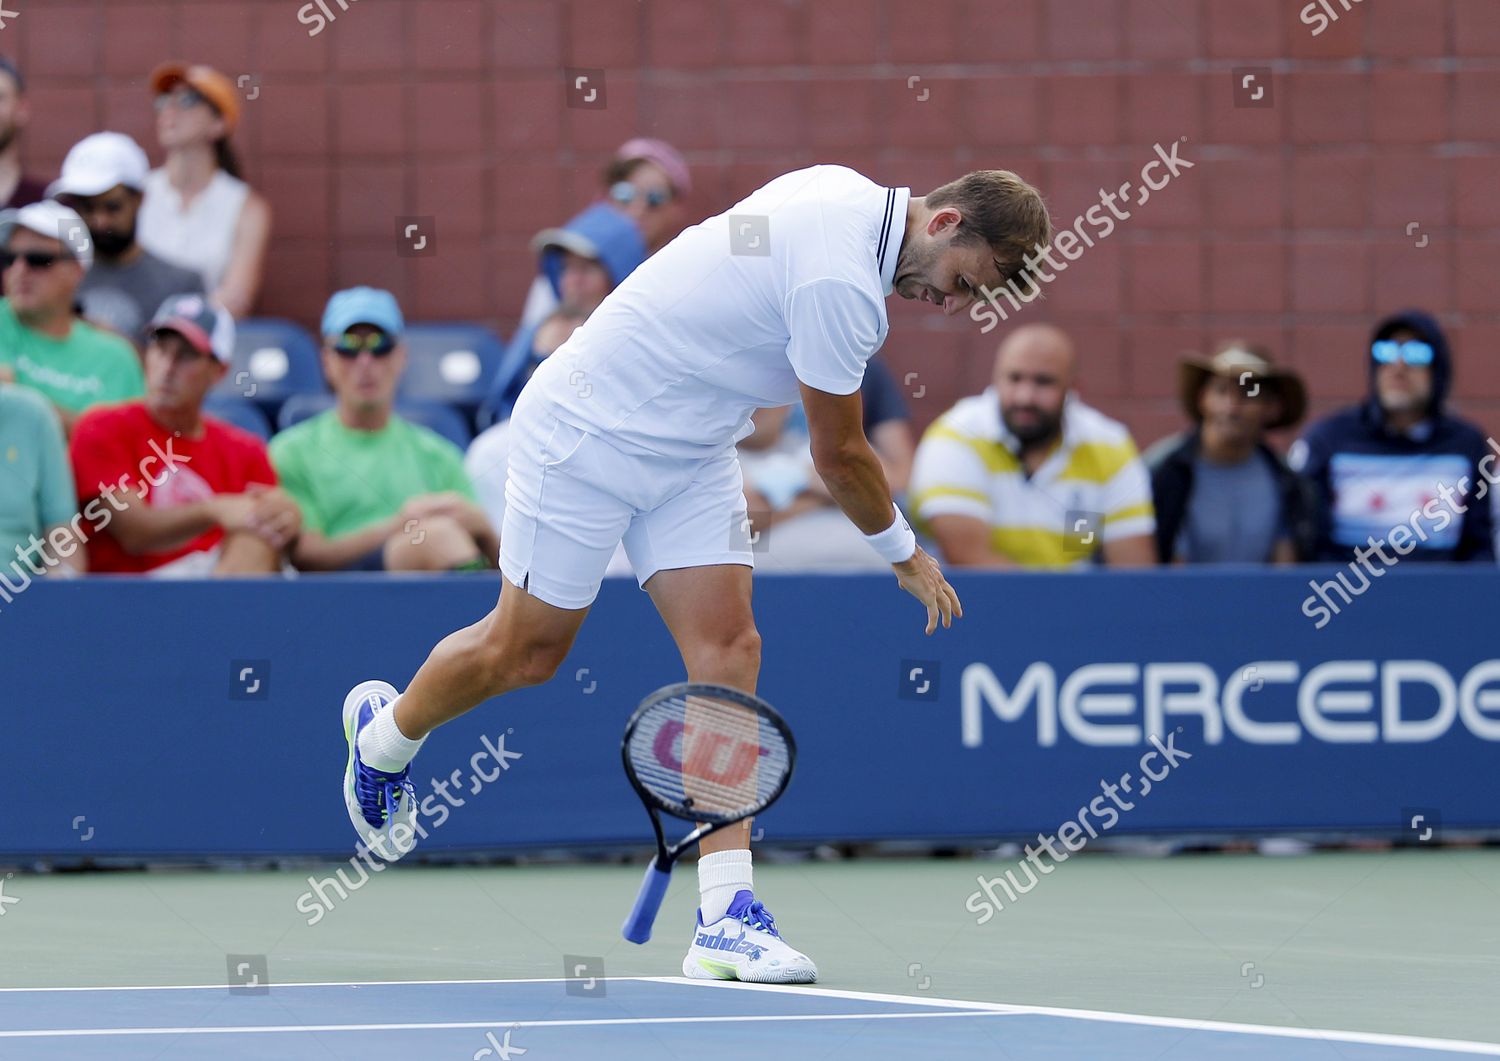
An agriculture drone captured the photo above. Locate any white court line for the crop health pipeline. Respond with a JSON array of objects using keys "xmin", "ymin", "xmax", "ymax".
[
  {"xmin": 654, "ymin": 979, "xmax": 1500, "ymax": 1057},
  {"xmin": 0, "ymin": 977, "xmax": 605, "ymax": 993},
  {"xmin": 4, "ymin": 976, "xmax": 1496, "ymax": 1055},
  {"xmin": 0, "ymin": 1010, "xmax": 1013, "ymax": 1038}
]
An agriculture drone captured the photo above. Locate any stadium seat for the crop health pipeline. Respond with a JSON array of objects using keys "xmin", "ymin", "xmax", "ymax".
[
  {"xmin": 214, "ymin": 318, "xmax": 325, "ymax": 414},
  {"xmin": 275, "ymin": 394, "xmax": 474, "ymax": 451},
  {"xmin": 202, "ymin": 395, "xmax": 273, "ymax": 440},
  {"xmin": 397, "ymin": 323, "xmax": 505, "ymax": 421},
  {"xmin": 395, "ymin": 399, "xmax": 474, "ymax": 450}
]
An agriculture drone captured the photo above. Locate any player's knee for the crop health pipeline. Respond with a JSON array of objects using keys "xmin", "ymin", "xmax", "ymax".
[
  {"xmin": 486, "ymin": 637, "xmax": 569, "ymax": 690},
  {"xmin": 690, "ymin": 624, "xmax": 761, "ymax": 679}
]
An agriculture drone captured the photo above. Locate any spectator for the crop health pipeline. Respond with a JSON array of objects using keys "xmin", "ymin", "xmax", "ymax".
[
  {"xmin": 1146, "ymin": 342, "xmax": 1317, "ymax": 564},
  {"xmin": 50, "ymin": 132, "xmax": 205, "ymax": 347},
  {"xmin": 605, "ymin": 137, "xmax": 692, "ymax": 255},
  {"xmin": 0, "ymin": 57, "xmax": 45, "ymax": 210},
  {"xmin": 466, "ymin": 306, "xmax": 592, "ymax": 541},
  {"xmin": 517, "ymin": 138, "xmax": 688, "ymax": 331},
  {"xmin": 0, "ymin": 200, "xmax": 144, "ymax": 435},
  {"xmin": 138, "ymin": 62, "xmax": 271, "ymax": 319},
  {"xmin": 738, "ymin": 357, "xmax": 918, "ymax": 571},
  {"xmin": 69, "ymin": 294, "xmax": 300, "ymax": 576},
  {"xmin": 0, "ymin": 383, "xmax": 84, "ymax": 592},
  {"xmin": 910, "ymin": 324, "xmax": 1155, "ymax": 568},
  {"xmin": 480, "ymin": 202, "xmax": 646, "ymax": 425},
  {"xmin": 270, "ymin": 287, "xmax": 497, "ymax": 572},
  {"xmin": 1290, "ymin": 310, "xmax": 1495, "ymax": 562}
]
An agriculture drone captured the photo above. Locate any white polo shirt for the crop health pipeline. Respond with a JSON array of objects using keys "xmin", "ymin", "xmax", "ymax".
[{"xmin": 527, "ymin": 165, "xmax": 910, "ymax": 459}]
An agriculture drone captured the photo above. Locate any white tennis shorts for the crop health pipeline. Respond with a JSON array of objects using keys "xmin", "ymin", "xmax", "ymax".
[{"xmin": 499, "ymin": 394, "xmax": 753, "ymax": 610}]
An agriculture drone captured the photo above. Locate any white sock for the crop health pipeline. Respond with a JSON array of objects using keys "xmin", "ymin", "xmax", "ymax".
[
  {"xmin": 698, "ymin": 849, "xmax": 753, "ymax": 922},
  {"xmin": 357, "ymin": 696, "xmax": 426, "ymax": 772}
]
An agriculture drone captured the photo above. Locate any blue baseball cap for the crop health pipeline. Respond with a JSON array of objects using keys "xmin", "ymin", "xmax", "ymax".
[{"xmin": 321, "ymin": 286, "xmax": 404, "ymax": 339}]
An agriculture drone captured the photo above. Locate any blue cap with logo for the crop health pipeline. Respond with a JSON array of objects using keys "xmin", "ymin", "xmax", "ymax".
[{"xmin": 321, "ymin": 286, "xmax": 405, "ymax": 339}]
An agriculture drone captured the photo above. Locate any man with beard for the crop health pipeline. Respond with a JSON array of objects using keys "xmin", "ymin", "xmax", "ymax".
[
  {"xmin": 0, "ymin": 58, "xmax": 47, "ymax": 211},
  {"xmin": 51, "ymin": 133, "xmax": 205, "ymax": 347},
  {"xmin": 911, "ymin": 323, "xmax": 1155, "ymax": 568},
  {"xmin": 335, "ymin": 165, "xmax": 1050, "ymax": 986}
]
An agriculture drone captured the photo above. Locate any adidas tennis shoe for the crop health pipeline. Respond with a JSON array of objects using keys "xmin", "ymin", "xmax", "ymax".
[
  {"xmin": 683, "ymin": 890, "xmax": 817, "ymax": 984},
  {"xmin": 342, "ymin": 680, "xmax": 419, "ymax": 861}
]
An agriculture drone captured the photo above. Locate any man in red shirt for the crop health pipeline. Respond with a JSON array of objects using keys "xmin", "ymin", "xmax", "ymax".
[{"xmin": 69, "ymin": 293, "xmax": 301, "ymax": 575}]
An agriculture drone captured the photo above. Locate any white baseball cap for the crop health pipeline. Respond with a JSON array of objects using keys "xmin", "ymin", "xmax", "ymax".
[
  {"xmin": 46, "ymin": 132, "xmax": 150, "ymax": 199},
  {"xmin": 0, "ymin": 200, "xmax": 94, "ymax": 269}
]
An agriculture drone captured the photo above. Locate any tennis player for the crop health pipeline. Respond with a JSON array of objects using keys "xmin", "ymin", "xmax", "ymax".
[{"xmin": 342, "ymin": 165, "xmax": 1053, "ymax": 983}]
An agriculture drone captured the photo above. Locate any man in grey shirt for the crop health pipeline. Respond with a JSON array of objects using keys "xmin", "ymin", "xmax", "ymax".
[
  {"xmin": 1146, "ymin": 343, "xmax": 1317, "ymax": 564},
  {"xmin": 50, "ymin": 133, "xmax": 205, "ymax": 347}
]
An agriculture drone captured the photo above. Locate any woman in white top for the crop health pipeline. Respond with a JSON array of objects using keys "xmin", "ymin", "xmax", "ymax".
[{"xmin": 138, "ymin": 62, "xmax": 271, "ymax": 320}]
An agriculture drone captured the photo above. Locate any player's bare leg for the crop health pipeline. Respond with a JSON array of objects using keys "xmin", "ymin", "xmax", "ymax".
[
  {"xmin": 396, "ymin": 579, "xmax": 590, "ymax": 738},
  {"xmin": 341, "ymin": 579, "xmax": 589, "ymax": 857},
  {"xmin": 645, "ymin": 563, "xmax": 816, "ymax": 983}
]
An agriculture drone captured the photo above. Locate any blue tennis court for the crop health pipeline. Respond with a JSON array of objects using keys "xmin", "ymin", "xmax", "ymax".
[{"xmin": 3, "ymin": 978, "xmax": 1496, "ymax": 1060}]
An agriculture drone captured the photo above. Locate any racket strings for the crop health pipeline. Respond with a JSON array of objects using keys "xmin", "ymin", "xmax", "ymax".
[{"xmin": 626, "ymin": 694, "xmax": 790, "ymax": 821}]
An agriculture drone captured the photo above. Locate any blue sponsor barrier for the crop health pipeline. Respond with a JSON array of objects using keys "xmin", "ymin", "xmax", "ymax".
[{"xmin": 5, "ymin": 568, "xmax": 1496, "ymax": 860}]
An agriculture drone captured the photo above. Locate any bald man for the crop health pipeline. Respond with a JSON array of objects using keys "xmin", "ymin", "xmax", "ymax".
[{"xmin": 910, "ymin": 324, "xmax": 1156, "ymax": 568}]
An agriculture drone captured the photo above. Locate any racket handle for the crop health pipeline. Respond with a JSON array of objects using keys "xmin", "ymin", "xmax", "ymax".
[{"xmin": 622, "ymin": 859, "xmax": 672, "ymax": 944}]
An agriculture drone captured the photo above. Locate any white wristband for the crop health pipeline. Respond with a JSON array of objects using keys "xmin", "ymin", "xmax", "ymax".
[{"xmin": 864, "ymin": 503, "xmax": 917, "ymax": 564}]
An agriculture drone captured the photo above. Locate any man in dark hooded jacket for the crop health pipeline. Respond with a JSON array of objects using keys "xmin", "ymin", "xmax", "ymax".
[{"xmin": 1289, "ymin": 310, "xmax": 1495, "ymax": 563}]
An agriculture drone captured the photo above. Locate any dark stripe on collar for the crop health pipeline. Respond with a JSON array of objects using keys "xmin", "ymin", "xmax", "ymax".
[{"xmin": 876, "ymin": 187, "xmax": 895, "ymax": 273}]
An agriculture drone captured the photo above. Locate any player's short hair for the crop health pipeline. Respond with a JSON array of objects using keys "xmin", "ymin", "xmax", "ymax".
[{"xmin": 925, "ymin": 170, "xmax": 1053, "ymax": 287}]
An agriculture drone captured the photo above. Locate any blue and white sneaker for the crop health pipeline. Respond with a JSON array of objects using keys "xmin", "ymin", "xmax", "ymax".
[
  {"xmin": 342, "ymin": 680, "xmax": 418, "ymax": 861},
  {"xmin": 683, "ymin": 890, "xmax": 818, "ymax": 984}
]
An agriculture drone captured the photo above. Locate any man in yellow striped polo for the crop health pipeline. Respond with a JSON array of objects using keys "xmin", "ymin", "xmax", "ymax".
[{"xmin": 910, "ymin": 324, "xmax": 1155, "ymax": 568}]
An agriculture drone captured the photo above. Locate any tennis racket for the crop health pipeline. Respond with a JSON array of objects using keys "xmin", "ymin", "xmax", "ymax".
[{"xmin": 620, "ymin": 682, "xmax": 796, "ymax": 944}]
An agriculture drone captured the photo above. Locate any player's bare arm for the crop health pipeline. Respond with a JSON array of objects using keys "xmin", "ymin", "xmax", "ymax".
[{"xmin": 800, "ymin": 382, "xmax": 962, "ymax": 634}]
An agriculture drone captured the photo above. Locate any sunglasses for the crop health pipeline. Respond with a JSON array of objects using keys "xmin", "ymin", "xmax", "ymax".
[
  {"xmin": 0, "ymin": 250, "xmax": 62, "ymax": 270},
  {"xmin": 154, "ymin": 87, "xmax": 210, "ymax": 113},
  {"xmin": 1372, "ymin": 339, "xmax": 1434, "ymax": 367},
  {"xmin": 331, "ymin": 331, "xmax": 397, "ymax": 358},
  {"xmin": 608, "ymin": 181, "xmax": 672, "ymax": 209}
]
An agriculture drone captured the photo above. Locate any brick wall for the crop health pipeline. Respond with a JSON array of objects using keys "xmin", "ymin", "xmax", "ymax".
[{"xmin": 13, "ymin": 0, "xmax": 1500, "ymax": 445}]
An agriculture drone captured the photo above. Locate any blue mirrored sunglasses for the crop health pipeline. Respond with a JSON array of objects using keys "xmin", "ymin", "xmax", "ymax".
[
  {"xmin": 332, "ymin": 331, "xmax": 397, "ymax": 358},
  {"xmin": 608, "ymin": 181, "xmax": 672, "ymax": 209},
  {"xmin": 1372, "ymin": 339, "xmax": 1434, "ymax": 366}
]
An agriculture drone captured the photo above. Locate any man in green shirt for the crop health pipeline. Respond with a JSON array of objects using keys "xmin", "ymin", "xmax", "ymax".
[
  {"xmin": 270, "ymin": 287, "xmax": 496, "ymax": 571},
  {"xmin": 0, "ymin": 200, "xmax": 145, "ymax": 435}
]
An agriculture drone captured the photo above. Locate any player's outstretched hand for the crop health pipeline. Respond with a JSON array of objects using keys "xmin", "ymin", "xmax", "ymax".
[{"xmin": 893, "ymin": 546, "xmax": 963, "ymax": 635}]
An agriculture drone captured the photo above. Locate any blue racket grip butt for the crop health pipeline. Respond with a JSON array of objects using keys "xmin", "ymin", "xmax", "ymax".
[{"xmin": 622, "ymin": 858, "xmax": 673, "ymax": 944}]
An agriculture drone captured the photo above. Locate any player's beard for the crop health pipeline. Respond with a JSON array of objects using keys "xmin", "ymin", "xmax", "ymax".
[
  {"xmin": 0, "ymin": 123, "xmax": 16, "ymax": 154},
  {"xmin": 892, "ymin": 239, "xmax": 941, "ymax": 299}
]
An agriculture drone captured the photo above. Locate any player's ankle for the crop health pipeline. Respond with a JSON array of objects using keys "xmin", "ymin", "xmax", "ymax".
[{"xmin": 357, "ymin": 696, "xmax": 426, "ymax": 772}]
